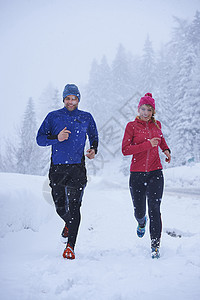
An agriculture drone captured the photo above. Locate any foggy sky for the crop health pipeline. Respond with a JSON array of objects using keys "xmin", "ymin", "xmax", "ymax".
[{"xmin": 0, "ymin": 0, "xmax": 200, "ymax": 137}]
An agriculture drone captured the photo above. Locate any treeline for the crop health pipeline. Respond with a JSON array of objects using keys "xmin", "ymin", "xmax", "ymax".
[
  {"xmin": 0, "ymin": 12, "xmax": 199, "ymax": 175},
  {"xmin": 83, "ymin": 11, "xmax": 200, "ymax": 168},
  {"xmin": 0, "ymin": 85, "xmax": 61, "ymax": 175}
]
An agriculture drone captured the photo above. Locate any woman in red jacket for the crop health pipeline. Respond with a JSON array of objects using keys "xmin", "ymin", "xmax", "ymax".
[{"xmin": 122, "ymin": 93, "xmax": 171, "ymax": 259}]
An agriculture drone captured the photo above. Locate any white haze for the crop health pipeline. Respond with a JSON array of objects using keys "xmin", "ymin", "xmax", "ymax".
[{"xmin": 0, "ymin": 0, "xmax": 200, "ymax": 137}]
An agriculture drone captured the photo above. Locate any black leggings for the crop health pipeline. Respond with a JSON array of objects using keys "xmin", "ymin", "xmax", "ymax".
[
  {"xmin": 51, "ymin": 185, "xmax": 84, "ymax": 248},
  {"xmin": 129, "ymin": 169, "xmax": 164, "ymax": 247},
  {"xmin": 49, "ymin": 163, "xmax": 87, "ymax": 248}
]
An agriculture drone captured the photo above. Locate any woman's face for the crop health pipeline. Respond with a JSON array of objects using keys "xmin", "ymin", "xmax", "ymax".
[{"xmin": 138, "ymin": 104, "xmax": 153, "ymax": 122}]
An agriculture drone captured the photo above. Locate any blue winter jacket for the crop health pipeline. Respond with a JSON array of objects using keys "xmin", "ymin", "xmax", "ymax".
[{"xmin": 36, "ymin": 107, "xmax": 98, "ymax": 165}]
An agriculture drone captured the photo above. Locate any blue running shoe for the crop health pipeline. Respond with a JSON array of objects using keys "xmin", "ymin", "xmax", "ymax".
[
  {"xmin": 151, "ymin": 247, "xmax": 160, "ymax": 259},
  {"xmin": 137, "ymin": 216, "xmax": 147, "ymax": 238}
]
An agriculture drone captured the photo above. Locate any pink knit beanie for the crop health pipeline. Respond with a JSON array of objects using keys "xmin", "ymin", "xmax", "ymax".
[{"xmin": 138, "ymin": 93, "xmax": 155, "ymax": 110}]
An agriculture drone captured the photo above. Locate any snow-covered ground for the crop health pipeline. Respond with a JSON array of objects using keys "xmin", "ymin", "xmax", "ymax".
[{"xmin": 0, "ymin": 162, "xmax": 200, "ymax": 300}]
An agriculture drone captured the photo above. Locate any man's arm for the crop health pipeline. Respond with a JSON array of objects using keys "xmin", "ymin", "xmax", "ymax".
[
  {"xmin": 86, "ymin": 114, "xmax": 99, "ymax": 157},
  {"xmin": 36, "ymin": 114, "xmax": 59, "ymax": 146}
]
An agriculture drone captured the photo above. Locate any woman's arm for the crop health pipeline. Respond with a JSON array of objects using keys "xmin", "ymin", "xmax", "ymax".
[{"xmin": 122, "ymin": 122, "xmax": 152, "ymax": 156}]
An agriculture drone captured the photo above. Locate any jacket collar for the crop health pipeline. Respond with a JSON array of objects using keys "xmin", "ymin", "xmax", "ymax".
[{"xmin": 135, "ymin": 116, "xmax": 153, "ymax": 125}]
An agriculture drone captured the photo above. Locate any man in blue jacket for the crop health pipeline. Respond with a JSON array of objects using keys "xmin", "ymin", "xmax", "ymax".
[{"xmin": 36, "ymin": 84, "xmax": 98, "ymax": 259}]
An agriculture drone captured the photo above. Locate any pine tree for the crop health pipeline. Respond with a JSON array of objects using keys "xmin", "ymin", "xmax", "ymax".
[
  {"xmin": 15, "ymin": 98, "xmax": 36, "ymax": 174},
  {"xmin": 14, "ymin": 97, "xmax": 50, "ymax": 175},
  {"xmin": 2, "ymin": 98, "xmax": 50, "ymax": 175},
  {"xmin": 3, "ymin": 137, "xmax": 18, "ymax": 173},
  {"xmin": 111, "ymin": 44, "xmax": 133, "ymax": 104},
  {"xmin": 0, "ymin": 143, "xmax": 5, "ymax": 172},
  {"xmin": 51, "ymin": 88, "xmax": 61, "ymax": 111},
  {"xmin": 168, "ymin": 16, "xmax": 200, "ymax": 165},
  {"xmin": 37, "ymin": 83, "xmax": 61, "ymax": 123},
  {"xmin": 84, "ymin": 56, "xmax": 113, "ymax": 127},
  {"xmin": 84, "ymin": 59, "xmax": 101, "ymax": 114},
  {"xmin": 185, "ymin": 12, "xmax": 200, "ymax": 163},
  {"xmin": 129, "ymin": 54, "xmax": 142, "ymax": 95},
  {"xmin": 153, "ymin": 46, "xmax": 174, "ymax": 167},
  {"xmin": 140, "ymin": 35, "xmax": 156, "ymax": 93},
  {"xmin": 82, "ymin": 14, "xmax": 200, "ymax": 170},
  {"xmin": 188, "ymin": 10, "xmax": 200, "ymax": 54}
]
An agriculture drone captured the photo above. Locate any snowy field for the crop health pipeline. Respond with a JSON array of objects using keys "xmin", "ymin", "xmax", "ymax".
[{"xmin": 0, "ymin": 163, "xmax": 200, "ymax": 300}]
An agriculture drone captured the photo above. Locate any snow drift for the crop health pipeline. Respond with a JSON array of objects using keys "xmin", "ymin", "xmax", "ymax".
[{"xmin": 0, "ymin": 163, "xmax": 200, "ymax": 300}]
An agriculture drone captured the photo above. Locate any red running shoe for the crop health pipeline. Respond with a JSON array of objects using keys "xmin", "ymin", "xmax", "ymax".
[{"xmin": 63, "ymin": 244, "xmax": 75, "ymax": 259}]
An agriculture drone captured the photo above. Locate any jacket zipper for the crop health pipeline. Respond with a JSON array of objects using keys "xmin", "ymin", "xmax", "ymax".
[{"xmin": 145, "ymin": 122, "xmax": 151, "ymax": 172}]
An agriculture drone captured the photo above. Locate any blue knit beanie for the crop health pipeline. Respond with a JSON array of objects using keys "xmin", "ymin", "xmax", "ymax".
[{"xmin": 63, "ymin": 84, "xmax": 81, "ymax": 102}]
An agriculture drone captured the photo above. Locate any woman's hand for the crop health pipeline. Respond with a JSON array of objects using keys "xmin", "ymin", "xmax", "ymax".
[
  {"xmin": 164, "ymin": 150, "xmax": 171, "ymax": 163},
  {"xmin": 149, "ymin": 137, "xmax": 160, "ymax": 147}
]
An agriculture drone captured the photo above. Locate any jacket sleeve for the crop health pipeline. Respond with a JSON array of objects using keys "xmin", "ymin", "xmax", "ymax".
[
  {"xmin": 36, "ymin": 113, "xmax": 59, "ymax": 147},
  {"xmin": 157, "ymin": 121, "xmax": 170, "ymax": 152},
  {"xmin": 87, "ymin": 114, "xmax": 99, "ymax": 154},
  {"xmin": 122, "ymin": 122, "xmax": 152, "ymax": 156}
]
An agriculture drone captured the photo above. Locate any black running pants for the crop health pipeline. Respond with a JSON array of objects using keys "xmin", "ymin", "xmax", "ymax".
[
  {"xmin": 129, "ymin": 169, "xmax": 164, "ymax": 247},
  {"xmin": 49, "ymin": 163, "xmax": 87, "ymax": 248}
]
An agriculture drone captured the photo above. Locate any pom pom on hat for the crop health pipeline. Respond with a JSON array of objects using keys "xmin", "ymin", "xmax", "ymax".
[
  {"xmin": 138, "ymin": 93, "xmax": 155, "ymax": 110},
  {"xmin": 63, "ymin": 84, "xmax": 81, "ymax": 102},
  {"xmin": 144, "ymin": 93, "xmax": 152, "ymax": 97}
]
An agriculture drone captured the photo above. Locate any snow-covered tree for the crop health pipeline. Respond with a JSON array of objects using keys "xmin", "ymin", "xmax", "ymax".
[
  {"xmin": 0, "ymin": 144, "xmax": 5, "ymax": 172},
  {"xmin": 188, "ymin": 10, "xmax": 200, "ymax": 54},
  {"xmin": 51, "ymin": 88, "xmax": 61, "ymax": 111},
  {"xmin": 14, "ymin": 98, "xmax": 41, "ymax": 174},
  {"xmin": 111, "ymin": 44, "xmax": 134, "ymax": 103},
  {"xmin": 153, "ymin": 46, "xmax": 174, "ymax": 168},
  {"xmin": 140, "ymin": 35, "xmax": 156, "ymax": 93},
  {"xmin": 129, "ymin": 54, "xmax": 142, "ymax": 95},
  {"xmin": 2, "ymin": 98, "xmax": 50, "ymax": 175},
  {"xmin": 37, "ymin": 83, "xmax": 61, "ymax": 123},
  {"xmin": 167, "ymin": 15, "xmax": 200, "ymax": 165},
  {"xmin": 84, "ymin": 59, "xmax": 102, "ymax": 114},
  {"xmin": 83, "ymin": 13, "xmax": 200, "ymax": 170},
  {"xmin": 84, "ymin": 56, "xmax": 113, "ymax": 128},
  {"xmin": 184, "ymin": 13, "xmax": 200, "ymax": 163}
]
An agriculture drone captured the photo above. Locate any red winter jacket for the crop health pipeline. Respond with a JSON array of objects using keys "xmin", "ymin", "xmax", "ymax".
[{"xmin": 122, "ymin": 117, "xmax": 169, "ymax": 172}]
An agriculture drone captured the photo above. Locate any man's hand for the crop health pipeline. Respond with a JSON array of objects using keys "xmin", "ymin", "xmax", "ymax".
[
  {"xmin": 58, "ymin": 127, "xmax": 71, "ymax": 142},
  {"xmin": 164, "ymin": 150, "xmax": 171, "ymax": 163},
  {"xmin": 86, "ymin": 149, "xmax": 95, "ymax": 159}
]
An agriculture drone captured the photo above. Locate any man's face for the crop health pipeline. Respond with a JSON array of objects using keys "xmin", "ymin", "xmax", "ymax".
[{"xmin": 64, "ymin": 95, "xmax": 79, "ymax": 111}]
